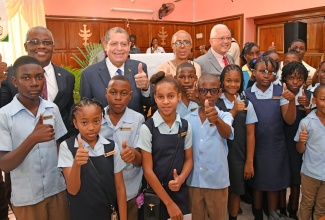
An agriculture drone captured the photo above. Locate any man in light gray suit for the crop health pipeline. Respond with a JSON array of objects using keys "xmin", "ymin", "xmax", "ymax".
[
  {"xmin": 195, "ymin": 24, "xmax": 234, "ymax": 75},
  {"xmin": 80, "ymin": 27, "xmax": 155, "ymax": 116}
]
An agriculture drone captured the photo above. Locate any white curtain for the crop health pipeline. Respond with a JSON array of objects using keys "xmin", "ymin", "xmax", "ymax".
[{"xmin": 0, "ymin": 0, "xmax": 46, "ymax": 65}]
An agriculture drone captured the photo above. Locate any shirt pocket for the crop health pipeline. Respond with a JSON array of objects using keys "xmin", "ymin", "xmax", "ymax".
[{"xmin": 11, "ymin": 177, "xmax": 34, "ymax": 205}]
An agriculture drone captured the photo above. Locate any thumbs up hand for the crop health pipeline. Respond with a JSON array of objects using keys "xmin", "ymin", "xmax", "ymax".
[
  {"xmin": 268, "ymin": 42, "xmax": 276, "ymax": 51},
  {"xmin": 299, "ymin": 124, "xmax": 309, "ymax": 143},
  {"xmin": 298, "ymin": 89, "xmax": 310, "ymax": 107},
  {"xmin": 120, "ymin": 140, "xmax": 135, "ymax": 163},
  {"xmin": 185, "ymin": 81, "xmax": 199, "ymax": 103},
  {"xmin": 165, "ymin": 66, "xmax": 173, "ymax": 77},
  {"xmin": 134, "ymin": 63, "xmax": 149, "ymax": 90},
  {"xmin": 74, "ymin": 137, "xmax": 89, "ymax": 166},
  {"xmin": 168, "ymin": 169, "xmax": 183, "ymax": 192},
  {"xmin": 0, "ymin": 54, "xmax": 8, "ymax": 83},
  {"xmin": 204, "ymin": 99, "xmax": 219, "ymax": 125},
  {"xmin": 281, "ymin": 83, "xmax": 295, "ymax": 101},
  {"xmin": 31, "ymin": 114, "xmax": 55, "ymax": 143},
  {"xmin": 305, "ymin": 75, "xmax": 312, "ymax": 87},
  {"xmin": 232, "ymin": 95, "xmax": 246, "ymax": 114}
]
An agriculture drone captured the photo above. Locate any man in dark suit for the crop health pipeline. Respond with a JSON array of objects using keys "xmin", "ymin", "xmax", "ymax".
[
  {"xmin": 0, "ymin": 26, "xmax": 75, "ymax": 130},
  {"xmin": 80, "ymin": 27, "xmax": 154, "ymax": 116},
  {"xmin": 195, "ymin": 24, "xmax": 234, "ymax": 75}
]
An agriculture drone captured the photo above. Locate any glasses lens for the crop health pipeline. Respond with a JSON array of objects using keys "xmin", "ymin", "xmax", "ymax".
[
  {"xmin": 43, "ymin": 40, "xmax": 54, "ymax": 46},
  {"xmin": 198, "ymin": 88, "xmax": 207, "ymax": 95},
  {"xmin": 210, "ymin": 88, "xmax": 220, "ymax": 95}
]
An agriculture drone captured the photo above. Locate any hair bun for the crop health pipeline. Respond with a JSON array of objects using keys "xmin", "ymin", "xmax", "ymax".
[{"xmin": 150, "ymin": 71, "xmax": 166, "ymax": 84}]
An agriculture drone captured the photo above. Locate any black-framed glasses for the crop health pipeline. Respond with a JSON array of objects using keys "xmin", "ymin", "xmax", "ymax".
[
  {"xmin": 173, "ymin": 40, "xmax": 191, "ymax": 47},
  {"xmin": 198, "ymin": 88, "xmax": 221, "ymax": 96},
  {"xmin": 26, "ymin": 39, "xmax": 54, "ymax": 46}
]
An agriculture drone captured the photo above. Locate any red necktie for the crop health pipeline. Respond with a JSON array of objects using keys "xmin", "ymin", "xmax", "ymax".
[
  {"xmin": 41, "ymin": 75, "xmax": 48, "ymax": 100},
  {"xmin": 223, "ymin": 56, "xmax": 229, "ymax": 67}
]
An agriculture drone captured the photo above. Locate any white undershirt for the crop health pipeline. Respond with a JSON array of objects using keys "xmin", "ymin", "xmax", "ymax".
[{"xmin": 43, "ymin": 62, "xmax": 58, "ymax": 102}]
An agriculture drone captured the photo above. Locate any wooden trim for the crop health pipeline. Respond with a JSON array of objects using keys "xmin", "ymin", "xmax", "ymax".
[{"xmin": 254, "ymin": 6, "xmax": 325, "ymax": 25}]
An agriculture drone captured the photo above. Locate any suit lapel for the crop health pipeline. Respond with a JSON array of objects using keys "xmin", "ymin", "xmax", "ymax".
[
  {"xmin": 53, "ymin": 64, "xmax": 65, "ymax": 103},
  {"xmin": 98, "ymin": 59, "xmax": 111, "ymax": 88},
  {"xmin": 207, "ymin": 49, "xmax": 223, "ymax": 73}
]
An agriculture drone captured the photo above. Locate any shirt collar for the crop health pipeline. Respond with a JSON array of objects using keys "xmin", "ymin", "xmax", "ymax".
[
  {"xmin": 152, "ymin": 110, "xmax": 182, "ymax": 127},
  {"xmin": 106, "ymin": 57, "xmax": 125, "ymax": 76},
  {"xmin": 251, "ymin": 82, "xmax": 273, "ymax": 94},
  {"xmin": 74, "ymin": 134, "xmax": 110, "ymax": 152},
  {"xmin": 210, "ymin": 48, "xmax": 224, "ymax": 59},
  {"xmin": 220, "ymin": 93, "xmax": 239, "ymax": 103},
  {"xmin": 306, "ymin": 109, "xmax": 318, "ymax": 120},
  {"xmin": 10, "ymin": 95, "xmax": 55, "ymax": 117},
  {"xmin": 102, "ymin": 107, "xmax": 134, "ymax": 126},
  {"xmin": 43, "ymin": 61, "xmax": 53, "ymax": 75}
]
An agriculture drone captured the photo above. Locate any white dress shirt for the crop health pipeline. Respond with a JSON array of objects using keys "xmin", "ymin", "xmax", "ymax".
[{"xmin": 43, "ymin": 62, "xmax": 58, "ymax": 102}]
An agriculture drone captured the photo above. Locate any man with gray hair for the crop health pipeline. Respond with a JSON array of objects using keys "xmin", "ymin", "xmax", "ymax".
[
  {"xmin": 80, "ymin": 27, "xmax": 155, "ymax": 116},
  {"xmin": 195, "ymin": 24, "xmax": 235, "ymax": 75}
]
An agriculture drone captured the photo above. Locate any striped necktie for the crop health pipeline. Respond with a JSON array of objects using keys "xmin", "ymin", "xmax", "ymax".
[
  {"xmin": 41, "ymin": 72, "xmax": 48, "ymax": 100},
  {"xmin": 116, "ymin": 69, "xmax": 123, "ymax": 75},
  {"xmin": 223, "ymin": 56, "xmax": 229, "ymax": 67}
]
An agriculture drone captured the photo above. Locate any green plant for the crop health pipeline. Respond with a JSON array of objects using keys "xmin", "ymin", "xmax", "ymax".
[
  {"xmin": 71, "ymin": 42, "xmax": 104, "ymax": 69},
  {"xmin": 63, "ymin": 42, "xmax": 104, "ymax": 103}
]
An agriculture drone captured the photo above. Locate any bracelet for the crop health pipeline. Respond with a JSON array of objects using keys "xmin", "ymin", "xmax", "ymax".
[{"xmin": 304, "ymin": 104, "xmax": 312, "ymax": 109}]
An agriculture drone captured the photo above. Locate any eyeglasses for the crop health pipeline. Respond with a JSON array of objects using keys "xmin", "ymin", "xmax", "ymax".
[
  {"xmin": 198, "ymin": 88, "xmax": 221, "ymax": 96},
  {"xmin": 211, "ymin": 37, "xmax": 232, "ymax": 42},
  {"xmin": 173, "ymin": 40, "xmax": 191, "ymax": 47},
  {"xmin": 26, "ymin": 39, "xmax": 54, "ymax": 46},
  {"xmin": 258, "ymin": 69, "xmax": 277, "ymax": 76}
]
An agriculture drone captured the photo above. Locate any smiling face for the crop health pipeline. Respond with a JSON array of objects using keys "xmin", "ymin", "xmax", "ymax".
[
  {"xmin": 24, "ymin": 28, "xmax": 54, "ymax": 67},
  {"xmin": 154, "ymin": 82, "xmax": 181, "ymax": 120},
  {"xmin": 106, "ymin": 79, "xmax": 132, "ymax": 115},
  {"xmin": 209, "ymin": 25, "xmax": 231, "ymax": 55},
  {"xmin": 106, "ymin": 32, "xmax": 131, "ymax": 68},
  {"xmin": 222, "ymin": 69, "xmax": 242, "ymax": 96},
  {"xmin": 12, "ymin": 63, "xmax": 44, "ymax": 104},
  {"xmin": 289, "ymin": 41, "xmax": 306, "ymax": 59},
  {"xmin": 73, "ymin": 105, "xmax": 102, "ymax": 147}
]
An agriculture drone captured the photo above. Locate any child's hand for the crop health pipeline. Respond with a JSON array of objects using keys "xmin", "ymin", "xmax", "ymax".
[
  {"xmin": 166, "ymin": 202, "xmax": 183, "ymax": 220},
  {"xmin": 304, "ymin": 75, "xmax": 312, "ymax": 87},
  {"xmin": 185, "ymin": 81, "xmax": 198, "ymax": 103},
  {"xmin": 32, "ymin": 114, "xmax": 55, "ymax": 143},
  {"xmin": 120, "ymin": 140, "xmax": 136, "ymax": 163},
  {"xmin": 298, "ymin": 89, "xmax": 310, "ymax": 107},
  {"xmin": 168, "ymin": 169, "xmax": 183, "ymax": 192},
  {"xmin": 74, "ymin": 137, "xmax": 89, "ymax": 166},
  {"xmin": 244, "ymin": 161, "xmax": 254, "ymax": 180},
  {"xmin": 134, "ymin": 63, "xmax": 149, "ymax": 90},
  {"xmin": 232, "ymin": 95, "xmax": 246, "ymax": 114},
  {"xmin": 299, "ymin": 124, "xmax": 308, "ymax": 143},
  {"xmin": 205, "ymin": 99, "xmax": 219, "ymax": 125},
  {"xmin": 282, "ymin": 83, "xmax": 295, "ymax": 101}
]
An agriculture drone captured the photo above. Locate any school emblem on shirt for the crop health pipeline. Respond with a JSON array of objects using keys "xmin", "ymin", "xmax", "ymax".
[
  {"xmin": 43, "ymin": 115, "xmax": 53, "ymax": 120},
  {"xmin": 104, "ymin": 150, "xmax": 116, "ymax": 157},
  {"xmin": 272, "ymin": 96, "xmax": 281, "ymax": 100}
]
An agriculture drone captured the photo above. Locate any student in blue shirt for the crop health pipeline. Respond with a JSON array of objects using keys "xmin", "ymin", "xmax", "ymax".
[
  {"xmin": 138, "ymin": 72, "xmax": 193, "ymax": 220},
  {"xmin": 216, "ymin": 65, "xmax": 258, "ymax": 220},
  {"xmin": 100, "ymin": 75, "xmax": 145, "ymax": 220},
  {"xmin": 175, "ymin": 62, "xmax": 199, "ymax": 118},
  {"xmin": 58, "ymin": 98, "xmax": 127, "ymax": 220},
  {"xmin": 295, "ymin": 84, "xmax": 325, "ymax": 220},
  {"xmin": 184, "ymin": 73, "xmax": 234, "ymax": 219},
  {"xmin": 0, "ymin": 56, "xmax": 69, "ymax": 220}
]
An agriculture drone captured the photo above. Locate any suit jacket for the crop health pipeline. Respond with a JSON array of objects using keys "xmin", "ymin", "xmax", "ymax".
[
  {"xmin": 195, "ymin": 48, "xmax": 235, "ymax": 75},
  {"xmin": 80, "ymin": 58, "xmax": 155, "ymax": 115},
  {"xmin": 0, "ymin": 64, "xmax": 75, "ymax": 130}
]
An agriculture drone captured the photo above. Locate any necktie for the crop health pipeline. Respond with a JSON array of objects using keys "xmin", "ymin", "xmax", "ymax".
[
  {"xmin": 116, "ymin": 69, "xmax": 123, "ymax": 75},
  {"xmin": 41, "ymin": 73, "xmax": 48, "ymax": 100},
  {"xmin": 223, "ymin": 56, "xmax": 229, "ymax": 67}
]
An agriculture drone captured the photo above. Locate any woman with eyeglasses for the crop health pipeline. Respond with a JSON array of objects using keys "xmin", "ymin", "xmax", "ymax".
[{"xmin": 157, "ymin": 30, "xmax": 201, "ymax": 78}]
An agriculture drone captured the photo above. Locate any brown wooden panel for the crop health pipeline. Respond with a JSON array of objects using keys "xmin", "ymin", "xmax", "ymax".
[
  {"xmin": 68, "ymin": 21, "xmax": 101, "ymax": 50},
  {"xmin": 304, "ymin": 53, "xmax": 324, "ymax": 69},
  {"xmin": 257, "ymin": 24, "xmax": 284, "ymax": 53},
  {"xmin": 46, "ymin": 20, "xmax": 67, "ymax": 50},
  {"xmin": 51, "ymin": 53, "xmax": 64, "ymax": 67},
  {"xmin": 99, "ymin": 21, "xmax": 125, "ymax": 39},
  {"xmin": 307, "ymin": 22, "xmax": 323, "ymax": 53},
  {"xmin": 150, "ymin": 24, "xmax": 174, "ymax": 52}
]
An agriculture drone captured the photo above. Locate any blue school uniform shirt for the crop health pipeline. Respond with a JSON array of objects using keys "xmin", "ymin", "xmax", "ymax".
[
  {"xmin": 58, "ymin": 134, "xmax": 124, "ymax": 173},
  {"xmin": 294, "ymin": 109, "xmax": 325, "ymax": 181},
  {"xmin": 184, "ymin": 107, "xmax": 234, "ymax": 189},
  {"xmin": 247, "ymin": 83, "xmax": 288, "ymax": 106},
  {"xmin": 0, "ymin": 96, "xmax": 67, "ymax": 206},
  {"xmin": 219, "ymin": 93, "xmax": 258, "ymax": 124},
  {"xmin": 176, "ymin": 100, "xmax": 198, "ymax": 118},
  {"xmin": 137, "ymin": 111, "xmax": 192, "ymax": 153},
  {"xmin": 100, "ymin": 107, "xmax": 144, "ymax": 201}
]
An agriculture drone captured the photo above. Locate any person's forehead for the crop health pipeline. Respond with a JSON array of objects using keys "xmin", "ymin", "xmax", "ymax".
[
  {"xmin": 109, "ymin": 32, "xmax": 128, "ymax": 41},
  {"xmin": 291, "ymin": 42, "xmax": 305, "ymax": 48},
  {"xmin": 212, "ymin": 27, "xmax": 230, "ymax": 37},
  {"xmin": 27, "ymin": 29, "xmax": 52, "ymax": 39},
  {"xmin": 108, "ymin": 80, "xmax": 131, "ymax": 89},
  {"xmin": 175, "ymin": 32, "xmax": 190, "ymax": 40}
]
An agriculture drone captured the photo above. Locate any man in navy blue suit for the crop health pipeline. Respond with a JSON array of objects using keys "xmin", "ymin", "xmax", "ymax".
[{"xmin": 80, "ymin": 27, "xmax": 155, "ymax": 116}]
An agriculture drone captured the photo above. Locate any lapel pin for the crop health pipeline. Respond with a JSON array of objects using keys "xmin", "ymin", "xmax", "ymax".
[
  {"xmin": 128, "ymin": 68, "xmax": 131, "ymax": 72},
  {"xmin": 58, "ymin": 73, "xmax": 61, "ymax": 76}
]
